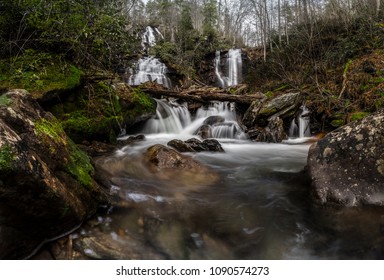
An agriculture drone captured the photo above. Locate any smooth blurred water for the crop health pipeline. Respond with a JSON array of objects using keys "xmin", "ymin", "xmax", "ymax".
[{"xmin": 75, "ymin": 100, "xmax": 384, "ymax": 260}]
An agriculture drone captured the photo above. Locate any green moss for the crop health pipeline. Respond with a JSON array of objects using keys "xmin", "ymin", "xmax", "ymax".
[
  {"xmin": 62, "ymin": 110, "xmax": 121, "ymax": 142},
  {"xmin": 0, "ymin": 144, "xmax": 15, "ymax": 172},
  {"xmin": 131, "ymin": 88, "xmax": 156, "ymax": 112},
  {"xmin": 66, "ymin": 141, "xmax": 94, "ymax": 188},
  {"xmin": 331, "ymin": 119, "xmax": 344, "ymax": 127},
  {"xmin": 343, "ymin": 59, "xmax": 353, "ymax": 76},
  {"xmin": 0, "ymin": 94, "xmax": 11, "ymax": 106},
  {"xmin": 351, "ymin": 112, "xmax": 369, "ymax": 121},
  {"xmin": 35, "ymin": 118, "xmax": 67, "ymax": 146},
  {"xmin": 0, "ymin": 50, "xmax": 82, "ymax": 97},
  {"xmin": 34, "ymin": 117, "xmax": 94, "ymax": 187}
]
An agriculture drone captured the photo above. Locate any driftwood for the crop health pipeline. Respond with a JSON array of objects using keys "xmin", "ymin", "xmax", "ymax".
[{"xmin": 141, "ymin": 86, "xmax": 265, "ymax": 105}]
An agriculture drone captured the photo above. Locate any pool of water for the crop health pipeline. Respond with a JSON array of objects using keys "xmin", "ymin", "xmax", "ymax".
[{"xmin": 71, "ymin": 136, "xmax": 384, "ymax": 260}]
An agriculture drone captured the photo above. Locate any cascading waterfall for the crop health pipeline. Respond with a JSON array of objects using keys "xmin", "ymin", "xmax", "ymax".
[
  {"xmin": 214, "ymin": 49, "xmax": 243, "ymax": 88},
  {"xmin": 128, "ymin": 26, "xmax": 172, "ymax": 88},
  {"xmin": 143, "ymin": 99, "xmax": 191, "ymax": 134},
  {"xmin": 289, "ymin": 105, "xmax": 311, "ymax": 138},
  {"xmin": 141, "ymin": 26, "xmax": 163, "ymax": 51},
  {"xmin": 143, "ymin": 99, "xmax": 246, "ymax": 139},
  {"xmin": 128, "ymin": 57, "xmax": 172, "ymax": 88}
]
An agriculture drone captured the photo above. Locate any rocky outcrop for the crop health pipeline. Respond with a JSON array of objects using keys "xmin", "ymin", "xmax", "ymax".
[
  {"xmin": 0, "ymin": 90, "xmax": 107, "ymax": 259},
  {"xmin": 243, "ymin": 92, "xmax": 303, "ymax": 142},
  {"xmin": 307, "ymin": 111, "xmax": 384, "ymax": 206}
]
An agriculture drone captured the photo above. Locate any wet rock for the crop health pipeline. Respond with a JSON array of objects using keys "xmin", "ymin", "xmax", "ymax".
[
  {"xmin": 0, "ymin": 90, "xmax": 107, "ymax": 259},
  {"xmin": 144, "ymin": 144, "xmax": 203, "ymax": 170},
  {"xmin": 307, "ymin": 111, "xmax": 384, "ymax": 206},
  {"xmin": 203, "ymin": 115, "xmax": 225, "ymax": 125},
  {"xmin": 195, "ymin": 124, "xmax": 212, "ymax": 139},
  {"xmin": 243, "ymin": 92, "xmax": 303, "ymax": 141},
  {"xmin": 167, "ymin": 139, "xmax": 195, "ymax": 152},
  {"xmin": 201, "ymin": 139, "xmax": 225, "ymax": 152},
  {"xmin": 248, "ymin": 117, "xmax": 287, "ymax": 143},
  {"xmin": 143, "ymin": 144, "xmax": 219, "ymax": 186},
  {"xmin": 117, "ymin": 134, "xmax": 146, "ymax": 147},
  {"xmin": 185, "ymin": 138, "xmax": 222, "ymax": 152}
]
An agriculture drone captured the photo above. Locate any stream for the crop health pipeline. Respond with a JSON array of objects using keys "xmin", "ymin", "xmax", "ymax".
[{"xmin": 62, "ymin": 100, "xmax": 384, "ymax": 260}]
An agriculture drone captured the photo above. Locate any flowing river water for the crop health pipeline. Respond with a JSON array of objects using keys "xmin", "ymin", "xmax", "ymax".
[{"xmin": 61, "ymin": 100, "xmax": 384, "ymax": 260}]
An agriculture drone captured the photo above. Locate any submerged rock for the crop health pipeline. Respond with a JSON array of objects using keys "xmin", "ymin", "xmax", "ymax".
[
  {"xmin": 307, "ymin": 111, "xmax": 384, "ymax": 206},
  {"xmin": 0, "ymin": 90, "xmax": 107, "ymax": 259},
  {"xmin": 142, "ymin": 144, "xmax": 219, "ymax": 186}
]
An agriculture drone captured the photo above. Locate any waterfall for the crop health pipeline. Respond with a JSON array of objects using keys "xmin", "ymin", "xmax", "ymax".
[
  {"xmin": 141, "ymin": 26, "xmax": 163, "ymax": 51},
  {"xmin": 128, "ymin": 56, "xmax": 172, "ymax": 88},
  {"xmin": 128, "ymin": 26, "xmax": 172, "ymax": 88},
  {"xmin": 214, "ymin": 49, "xmax": 243, "ymax": 88},
  {"xmin": 289, "ymin": 105, "xmax": 311, "ymax": 138},
  {"xmin": 143, "ymin": 100, "xmax": 246, "ymax": 139},
  {"xmin": 298, "ymin": 105, "xmax": 311, "ymax": 138},
  {"xmin": 143, "ymin": 99, "xmax": 191, "ymax": 134}
]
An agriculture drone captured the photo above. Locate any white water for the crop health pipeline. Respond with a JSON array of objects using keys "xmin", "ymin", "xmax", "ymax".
[
  {"xmin": 141, "ymin": 26, "xmax": 163, "ymax": 51},
  {"xmin": 288, "ymin": 105, "xmax": 311, "ymax": 139},
  {"xmin": 215, "ymin": 49, "xmax": 243, "ymax": 88},
  {"xmin": 128, "ymin": 26, "xmax": 172, "ymax": 88},
  {"xmin": 143, "ymin": 99, "xmax": 246, "ymax": 139},
  {"xmin": 128, "ymin": 56, "xmax": 172, "ymax": 88}
]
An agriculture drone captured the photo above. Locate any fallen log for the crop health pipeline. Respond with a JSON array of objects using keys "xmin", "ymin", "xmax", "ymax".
[{"xmin": 141, "ymin": 86, "xmax": 265, "ymax": 105}]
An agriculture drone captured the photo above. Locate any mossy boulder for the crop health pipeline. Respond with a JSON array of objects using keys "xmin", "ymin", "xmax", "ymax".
[
  {"xmin": 0, "ymin": 90, "xmax": 107, "ymax": 259},
  {"xmin": 0, "ymin": 50, "xmax": 82, "ymax": 102},
  {"xmin": 308, "ymin": 110, "xmax": 384, "ymax": 206},
  {"xmin": 50, "ymin": 81, "xmax": 156, "ymax": 143}
]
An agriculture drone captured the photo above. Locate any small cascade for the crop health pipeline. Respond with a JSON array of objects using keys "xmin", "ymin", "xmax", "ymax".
[
  {"xmin": 214, "ymin": 49, "xmax": 243, "ymax": 88},
  {"xmin": 128, "ymin": 56, "xmax": 172, "ymax": 88},
  {"xmin": 128, "ymin": 26, "xmax": 172, "ymax": 88},
  {"xmin": 289, "ymin": 105, "xmax": 311, "ymax": 138},
  {"xmin": 298, "ymin": 105, "xmax": 311, "ymax": 138},
  {"xmin": 143, "ymin": 99, "xmax": 191, "ymax": 134},
  {"xmin": 142, "ymin": 100, "xmax": 246, "ymax": 139}
]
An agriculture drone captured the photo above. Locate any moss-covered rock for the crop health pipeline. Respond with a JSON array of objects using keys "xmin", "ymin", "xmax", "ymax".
[
  {"xmin": 50, "ymin": 80, "xmax": 156, "ymax": 143},
  {"xmin": 0, "ymin": 89, "xmax": 107, "ymax": 259},
  {"xmin": 0, "ymin": 50, "xmax": 82, "ymax": 101}
]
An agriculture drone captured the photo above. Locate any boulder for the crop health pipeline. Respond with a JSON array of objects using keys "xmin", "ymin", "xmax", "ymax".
[
  {"xmin": 242, "ymin": 92, "xmax": 302, "ymax": 143},
  {"xmin": 203, "ymin": 115, "xmax": 225, "ymax": 125},
  {"xmin": 185, "ymin": 138, "xmax": 224, "ymax": 152},
  {"xmin": 195, "ymin": 124, "xmax": 213, "ymax": 139},
  {"xmin": 307, "ymin": 111, "xmax": 384, "ymax": 206},
  {"xmin": 248, "ymin": 116, "xmax": 287, "ymax": 143},
  {"xmin": 0, "ymin": 90, "xmax": 107, "ymax": 259},
  {"xmin": 167, "ymin": 139, "xmax": 195, "ymax": 152},
  {"xmin": 142, "ymin": 144, "xmax": 219, "ymax": 186}
]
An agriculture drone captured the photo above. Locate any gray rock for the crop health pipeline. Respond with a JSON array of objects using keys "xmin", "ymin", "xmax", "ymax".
[
  {"xmin": 307, "ymin": 111, "xmax": 384, "ymax": 206},
  {"xmin": 243, "ymin": 92, "xmax": 303, "ymax": 130},
  {"xmin": 167, "ymin": 139, "xmax": 195, "ymax": 152}
]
